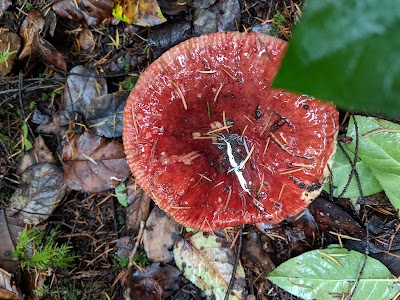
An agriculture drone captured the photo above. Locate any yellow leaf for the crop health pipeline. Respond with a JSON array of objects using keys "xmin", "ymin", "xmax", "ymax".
[{"xmin": 112, "ymin": 0, "xmax": 166, "ymax": 26}]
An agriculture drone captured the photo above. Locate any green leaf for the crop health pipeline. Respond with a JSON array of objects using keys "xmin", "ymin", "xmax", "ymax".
[
  {"xmin": 325, "ymin": 146, "xmax": 382, "ymax": 197},
  {"xmin": 21, "ymin": 123, "xmax": 33, "ymax": 151},
  {"xmin": 346, "ymin": 115, "xmax": 400, "ymax": 213},
  {"xmin": 273, "ymin": 0, "xmax": 400, "ymax": 117},
  {"xmin": 173, "ymin": 231, "xmax": 247, "ymax": 300},
  {"xmin": 115, "ymin": 183, "xmax": 127, "ymax": 207},
  {"xmin": 268, "ymin": 247, "xmax": 400, "ymax": 300}
]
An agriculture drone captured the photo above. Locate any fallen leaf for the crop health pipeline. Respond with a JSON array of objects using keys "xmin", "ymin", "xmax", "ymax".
[
  {"xmin": 0, "ymin": 268, "xmax": 19, "ymax": 300},
  {"xmin": 34, "ymin": 34, "xmax": 67, "ymax": 71},
  {"xmin": 86, "ymin": 91, "xmax": 128, "ymax": 138},
  {"xmin": 78, "ymin": 28, "xmax": 95, "ymax": 51},
  {"xmin": 37, "ymin": 110, "xmax": 81, "ymax": 138},
  {"xmin": 62, "ymin": 132, "xmax": 130, "ymax": 192},
  {"xmin": 19, "ymin": 9, "xmax": 45, "ymax": 59},
  {"xmin": 0, "ymin": 209, "xmax": 24, "ymax": 275},
  {"xmin": 9, "ymin": 163, "xmax": 67, "ymax": 225},
  {"xmin": 64, "ymin": 65, "xmax": 108, "ymax": 114},
  {"xmin": 52, "ymin": 0, "xmax": 113, "ymax": 26},
  {"xmin": 112, "ymin": 0, "xmax": 166, "ymax": 26},
  {"xmin": 126, "ymin": 186, "xmax": 151, "ymax": 231},
  {"xmin": 129, "ymin": 277, "xmax": 163, "ymax": 300},
  {"xmin": 17, "ymin": 135, "xmax": 55, "ymax": 175},
  {"xmin": 143, "ymin": 206, "xmax": 181, "ymax": 263},
  {"xmin": 0, "ymin": 0, "xmax": 11, "ymax": 17},
  {"xmin": 0, "ymin": 32, "xmax": 21, "ymax": 76},
  {"xmin": 131, "ymin": 263, "xmax": 182, "ymax": 298},
  {"xmin": 174, "ymin": 231, "xmax": 247, "ymax": 300},
  {"xmin": 158, "ymin": 0, "xmax": 192, "ymax": 15}
]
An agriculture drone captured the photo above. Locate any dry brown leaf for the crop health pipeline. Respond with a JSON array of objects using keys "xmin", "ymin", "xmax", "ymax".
[
  {"xmin": 126, "ymin": 185, "xmax": 151, "ymax": 231},
  {"xmin": 0, "ymin": 32, "xmax": 21, "ymax": 76},
  {"xmin": 62, "ymin": 132, "xmax": 130, "ymax": 192},
  {"xmin": 17, "ymin": 135, "xmax": 55, "ymax": 175},
  {"xmin": 143, "ymin": 207, "xmax": 181, "ymax": 263},
  {"xmin": 78, "ymin": 28, "xmax": 95, "ymax": 51},
  {"xmin": 37, "ymin": 110, "xmax": 81, "ymax": 138},
  {"xmin": 9, "ymin": 163, "xmax": 67, "ymax": 225},
  {"xmin": 19, "ymin": 9, "xmax": 45, "ymax": 59},
  {"xmin": 52, "ymin": 0, "xmax": 113, "ymax": 26}
]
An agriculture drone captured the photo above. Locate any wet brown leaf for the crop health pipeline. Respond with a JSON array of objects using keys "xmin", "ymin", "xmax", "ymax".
[
  {"xmin": 78, "ymin": 28, "xmax": 95, "ymax": 51},
  {"xmin": 143, "ymin": 206, "xmax": 181, "ymax": 263},
  {"xmin": 129, "ymin": 277, "xmax": 163, "ymax": 300},
  {"xmin": 17, "ymin": 135, "xmax": 55, "ymax": 175},
  {"xmin": 0, "ymin": 209, "xmax": 23, "ymax": 274},
  {"xmin": 0, "ymin": 268, "xmax": 19, "ymax": 300},
  {"xmin": 52, "ymin": 0, "xmax": 113, "ymax": 26},
  {"xmin": 0, "ymin": 32, "xmax": 21, "ymax": 76},
  {"xmin": 62, "ymin": 132, "xmax": 130, "ymax": 192},
  {"xmin": 132, "ymin": 263, "xmax": 182, "ymax": 298},
  {"xmin": 64, "ymin": 65, "xmax": 108, "ymax": 114},
  {"xmin": 9, "ymin": 163, "xmax": 67, "ymax": 225},
  {"xmin": 19, "ymin": 9, "xmax": 45, "ymax": 59},
  {"xmin": 34, "ymin": 34, "xmax": 67, "ymax": 71},
  {"xmin": 242, "ymin": 228, "xmax": 275, "ymax": 275},
  {"xmin": 126, "ymin": 186, "xmax": 152, "ymax": 231}
]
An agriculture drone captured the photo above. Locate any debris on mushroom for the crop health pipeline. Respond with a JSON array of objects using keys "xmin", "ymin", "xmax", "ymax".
[{"xmin": 123, "ymin": 32, "xmax": 339, "ymax": 231}]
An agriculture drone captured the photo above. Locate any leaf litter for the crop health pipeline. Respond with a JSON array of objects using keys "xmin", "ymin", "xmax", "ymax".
[{"xmin": 1, "ymin": 1, "xmax": 400, "ymax": 299}]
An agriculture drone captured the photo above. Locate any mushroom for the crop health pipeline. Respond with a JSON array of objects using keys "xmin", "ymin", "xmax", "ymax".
[{"xmin": 123, "ymin": 32, "xmax": 338, "ymax": 231}]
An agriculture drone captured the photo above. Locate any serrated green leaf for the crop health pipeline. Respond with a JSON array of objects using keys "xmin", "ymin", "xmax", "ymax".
[
  {"xmin": 346, "ymin": 115, "xmax": 400, "ymax": 213},
  {"xmin": 173, "ymin": 231, "xmax": 247, "ymax": 300},
  {"xmin": 325, "ymin": 146, "xmax": 382, "ymax": 197},
  {"xmin": 115, "ymin": 183, "xmax": 127, "ymax": 207},
  {"xmin": 268, "ymin": 247, "xmax": 400, "ymax": 300},
  {"xmin": 272, "ymin": 0, "xmax": 400, "ymax": 117}
]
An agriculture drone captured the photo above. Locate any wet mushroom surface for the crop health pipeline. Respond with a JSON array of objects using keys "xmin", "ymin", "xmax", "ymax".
[{"xmin": 123, "ymin": 32, "xmax": 339, "ymax": 231}]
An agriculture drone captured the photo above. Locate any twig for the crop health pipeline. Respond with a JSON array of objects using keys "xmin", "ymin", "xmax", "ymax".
[
  {"xmin": 224, "ymin": 225, "xmax": 243, "ymax": 300},
  {"xmin": 127, "ymin": 220, "xmax": 145, "ymax": 270}
]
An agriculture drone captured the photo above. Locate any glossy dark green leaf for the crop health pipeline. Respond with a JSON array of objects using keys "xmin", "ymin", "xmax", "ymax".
[
  {"xmin": 273, "ymin": 0, "xmax": 400, "ymax": 117},
  {"xmin": 268, "ymin": 246, "xmax": 400, "ymax": 300}
]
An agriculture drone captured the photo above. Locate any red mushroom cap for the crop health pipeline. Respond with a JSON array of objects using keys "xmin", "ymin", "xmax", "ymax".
[{"xmin": 123, "ymin": 32, "xmax": 338, "ymax": 231}]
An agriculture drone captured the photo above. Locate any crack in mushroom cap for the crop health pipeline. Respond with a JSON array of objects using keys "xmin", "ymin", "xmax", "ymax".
[{"xmin": 123, "ymin": 32, "xmax": 339, "ymax": 231}]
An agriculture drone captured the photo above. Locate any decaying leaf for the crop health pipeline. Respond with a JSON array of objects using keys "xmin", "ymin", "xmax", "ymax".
[
  {"xmin": 143, "ymin": 206, "xmax": 180, "ymax": 263},
  {"xmin": 0, "ymin": 32, "xmax": 21, "ymax": 76},
  {"xmin": 129, "ymin": 277, "xmax": 163, "ymax": 300},
  {"xmin": 34, "ymin": 34, "xmax": 67, "ymax": 71},
  {"xmin": 0, "ymin": 0, "xmax": 11, "ymax": 17},
  {"xmin": 52, "ymin": 0, "xmax": 113, "ymax": 26},
  {"xmin": 64, "ymin": 65, "xmax": 108, "ymax": 114},
  {"xmin": 131, "ymin": 263, "xmax": 182, "ymax": 299},
  {"xmin": 19, "ymin": 9, "xmax": 45, "ymax": 59},
  {"xmin": 9, "ymin": 163, "xmax": 67, "ymax": 225},
  {"xmin": 174, "ymin": 231, "xmax": 247, "ymax": 300},
  {"xmin": 86, "ymin": 91, "xmax": 128, "ymax": 138},
  {"xmin": 125, "ymin": 185, "xmax": 152, "ymax": 231},
  {"xmin": 19, "ymin": 9, "xmax": 66, "ymax": 71},
  {"xmin": 0, "ymin": 209, "xmax": 24, "ymax": 274},
  {"xmin": 0, "ymin": 268, "xmax": 19, "ymax": 300},
  {"xmin": 78, "ymin": 28, "xmax": 95, "ymax": 51},
  {"xmin": 36, "ymin": 110, "xmax": 81, "ymax": 138},
  {"xmin": 17, "ymin": 135, "xmax": 55, "ymax": 175},
  {"xmin": 112, "ymin": 0, "xmax": 166, "ymax": 26},
  {"xmin": 62, "ymin": 132, "xmax": 130, "ymax": 192}
]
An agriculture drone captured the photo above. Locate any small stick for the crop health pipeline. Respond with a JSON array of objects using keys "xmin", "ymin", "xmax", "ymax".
[
  {"xmin": 220, "ymin": 66, "xmax": 236, "ymax": 81},
  {"xmin": 260, "ymin": 112, "xmax": 273, "ymax": 136},
  {"xmin": 206, "ymin": 125, "xmax": 233, "ymax": 135},
  {"xmin": 279, "ymin": 167, "xmax": 305, "ymax": 175},
  {"xmin": 278, "ymin": 183, "xmax": 286, "ymax": 200},
  {"xmin": 198, "ymin": 70, "xmax": 216, "ymax": 74},
  {"xmin": 224, "ymin": 225, "xmax": 243, "ymax": 300},
  {"xmin": 222, "ymin": 186, "xmax": 232, "ymax": 212},
  {"xmin": 263, "ymin": 137, "xmax": 271, "ymax": 156},
  {"xmin": 244, "ymin": 115, "xmax": 255, "ymax": 124},
  {"xmin": 212, "ymin": 181, "xmax": 225, "ymax": 189}
]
